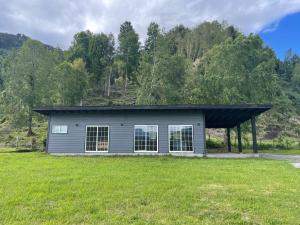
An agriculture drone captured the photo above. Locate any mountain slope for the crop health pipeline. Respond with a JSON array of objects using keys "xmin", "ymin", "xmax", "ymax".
[{"xmin": 0, "ymin": 33, "xmax": 28, "ymax": 55}]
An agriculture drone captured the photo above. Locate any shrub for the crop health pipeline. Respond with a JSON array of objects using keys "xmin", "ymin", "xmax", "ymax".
[{"xmin": 206, "ymin": 139, "xmax": 225, "ymax": 149}]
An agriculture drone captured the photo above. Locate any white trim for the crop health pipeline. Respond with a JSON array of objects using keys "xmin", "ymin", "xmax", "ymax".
[
  {"xmin": 85, "ymin": 125, "xmax": 109, "ymax": 153},
  {"xmin": 134, "ymin": 125, "xmax": 159, "ymax": 153},
  {"xmin": 168, "ymin": 125, "xmax": 194, "ymax": 153}
]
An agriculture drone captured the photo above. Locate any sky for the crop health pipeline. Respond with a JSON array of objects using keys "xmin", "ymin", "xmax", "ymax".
[
  {"xmin": 0, "ymin": 0, "xmax": 300, "ymax": 59},
  {"xmin": 259, "ymin": 12, "xmax": 300, "ymax": 59}
]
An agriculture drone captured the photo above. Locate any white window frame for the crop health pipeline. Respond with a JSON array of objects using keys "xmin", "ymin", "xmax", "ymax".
[
  {"xmin": 168, "ymin": 125, "xmax": 194, "ymax": 153},
  {"xmin": 85, "ymin": 125, "xmax": 109, "ymax": 152},
  {"xmin": 134, "ymin": 125, "xmax": 159, "ymax": 152},
  {"xmin": 51, "ymin": 125, "xmax": 68, "ymax": 134}
]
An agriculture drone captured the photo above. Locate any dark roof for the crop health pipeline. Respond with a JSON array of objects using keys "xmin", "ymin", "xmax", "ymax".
[{"xmin": 33, "ymin": 104, "xmax": 272, "ymax": 128}]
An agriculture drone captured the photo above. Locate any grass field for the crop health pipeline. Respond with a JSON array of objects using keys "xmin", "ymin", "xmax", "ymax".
[{"xmin": 0, "ymin": 150, "xmax": 300, "ymax": 224}]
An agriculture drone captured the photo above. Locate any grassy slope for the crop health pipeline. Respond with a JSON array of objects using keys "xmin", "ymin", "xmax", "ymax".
[{"xmin": 0, "ymin": 151, "xmax": 300, "ymax": 224}]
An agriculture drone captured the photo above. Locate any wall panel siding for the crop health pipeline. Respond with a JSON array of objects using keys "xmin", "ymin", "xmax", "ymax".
[{"xmin": 47, "ymin": 111, "xmax": 205, "ymax": 154}]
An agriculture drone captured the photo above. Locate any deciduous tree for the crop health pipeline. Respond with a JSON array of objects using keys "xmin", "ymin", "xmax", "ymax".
[{"xmin": 4, "ymin": 39, "xmax": 61, "ymax": 135}]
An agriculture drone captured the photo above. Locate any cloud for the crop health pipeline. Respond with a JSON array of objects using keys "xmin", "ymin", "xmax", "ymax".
[
  {"xmin": 0, "ymin": 0, "xmax": 300, "ymax": 48},
  {"xmin": 261, "ymin": 20, "xmax": 281, "ymax": 33}
]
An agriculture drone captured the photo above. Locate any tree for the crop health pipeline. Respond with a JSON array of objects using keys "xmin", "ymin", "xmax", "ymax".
[
  {"xmin": 165, "ymin": 24, "xmax": 190, "ymax": 56},
  {"xmin": 88, "ymin": 33, "xmax": 114, "ymax": 93},
  {"xmin": 292, "ymin": 63, "xmax": 300, "ymax": 86},
  {"xmin": 165, "ymin": 21, "xmax": 239, "ymax": 61},
  {"xmin": 145, "ymin": 22, "xmax": 160, "ymax": 52},
  {"xmin": 67, "ymin": 30, "xmax": 92, "ymax": 68},
  {"xmin": 0, "ymin": 55, "xmax": 5, "ymax": 90},
  {"xmin": 4, "ymin": 39, "xmax": 61, "ymax": 135},
  {"xmin": 136, "ymin": 53, "xmax": 187, "ymax": 104},
  {"xmin": 118, "ymin": 21, "xmax": 140, "ymax": 92},
  {"xmin": 278, "ymin": 49, "xmax": 300, "ymax": 81},
  {"xmin": 185, "ymin": 35, "xmax": 279, "ymax": 104},
  {"xmin": 51, "ymin": 59, "xmax": 88, "ymax": 105}
]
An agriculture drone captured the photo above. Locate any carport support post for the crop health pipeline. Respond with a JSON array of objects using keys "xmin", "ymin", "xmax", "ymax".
[
  {"xmin": 226, "ymin": 128, "xmax": 231, "ymax": 152},
  {"xmin": 237, "ymin": 124, "xmax": 242, "ymax": 153},
  {"xmin": 251, "ymin": 116, "xmax": 258, "ymax": 153}
]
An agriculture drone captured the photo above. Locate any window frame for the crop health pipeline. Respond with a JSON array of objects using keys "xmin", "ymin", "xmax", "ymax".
[
  {"xmin": 168, "ymin": 125, "xmax": 194, "ymax": 153},
  {"xmin": 85, "ymin": 125, "xmax": 110, "ymax": 153},
  {"xmin": 51, "ymin": 125, "xmax": 68, "ymax": 134},
  {"xmin": 134, "ymin": 125, "xmax": 159, "ymax": 153}
]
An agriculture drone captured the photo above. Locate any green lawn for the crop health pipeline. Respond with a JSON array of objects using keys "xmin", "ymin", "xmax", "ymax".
[{"xmin": 0, "ymin": 150, "xmax": 300, "ymax": 224}]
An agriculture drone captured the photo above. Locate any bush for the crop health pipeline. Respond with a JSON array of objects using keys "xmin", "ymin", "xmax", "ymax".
[
  {"xmin": 206, "ymin": 139, "xmax": 225, "ymax": 149},
  {"xmin": 257, "ymin": 143, "xmax": 274, "ymax": 150}
]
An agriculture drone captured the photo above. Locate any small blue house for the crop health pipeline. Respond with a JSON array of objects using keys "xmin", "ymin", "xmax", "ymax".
[{"xmin": 34, "ymin": 104, "xmax": 271, "ymax": 155}]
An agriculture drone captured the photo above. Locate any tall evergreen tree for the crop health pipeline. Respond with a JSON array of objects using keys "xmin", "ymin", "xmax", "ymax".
[
  {"xmin": 145, "ymin": 22, "xmax": 160, "ymax": 52},
  {"xmin": 118, "ymin": 21, "xmax": 140, "ymax": 92}
]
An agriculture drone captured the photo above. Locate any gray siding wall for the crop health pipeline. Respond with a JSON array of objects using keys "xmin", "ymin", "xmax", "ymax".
[{"xmin": 47, "ymin": 111, "xmax": 205, "ymax": 154}]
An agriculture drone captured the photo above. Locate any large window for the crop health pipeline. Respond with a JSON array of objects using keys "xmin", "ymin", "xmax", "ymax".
[
  {"xmin": 52, "ymin": 125, "xmax": 68, "ymax": 134},
  {"xmin": 134, "ymin": 125, "xmax": 158, "ymax": 152},
  {"xmin": 169, "ymin": 125, "xmax": 193, "ymax": 152},
  {"xmin": 85, "ymin": 125, "xmax": 109, "ymax": 152}
]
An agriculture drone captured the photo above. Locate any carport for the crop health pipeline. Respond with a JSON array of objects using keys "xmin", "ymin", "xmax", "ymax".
[{"xmin": 202, "ymin": 104, "xmax": 272, "ymax": 153}]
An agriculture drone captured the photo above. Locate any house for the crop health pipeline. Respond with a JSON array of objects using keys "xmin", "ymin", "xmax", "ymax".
[{"xmin": 33, "ymin": 104, "xmax": 271, "ymax": 155}]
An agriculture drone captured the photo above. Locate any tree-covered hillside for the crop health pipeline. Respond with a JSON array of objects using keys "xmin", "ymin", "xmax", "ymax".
[
  {"xmin": 0, "ymin": 33, "xmax": 28, "ymax": 54},
  {"xmin": 0, "ymin": 21, "xmax": 299, "ymax": 149}
]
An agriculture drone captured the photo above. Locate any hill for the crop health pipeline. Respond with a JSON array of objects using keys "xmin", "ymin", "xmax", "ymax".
[{"xmin": 0, "ymin": 33, "xmax": 28, "ymax": 55}]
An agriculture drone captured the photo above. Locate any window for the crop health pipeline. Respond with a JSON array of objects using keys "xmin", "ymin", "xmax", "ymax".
[
  {"xmin": 169, "ymin": 125, "xmax": 193, "ymax": 152},
  {"xmin": 85, "ymin": 126, "xmax": 109, "ymax": 152},
  {"xmin": 134, "ymin": 125, "xmax": 158, "ymax": 152},
  {"xmin": 52, "ymin": 125, "xmax": 68, "ymax": 134}
]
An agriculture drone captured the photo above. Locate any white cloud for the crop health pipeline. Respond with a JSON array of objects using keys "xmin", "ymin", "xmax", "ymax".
[{"xmin": 0, "ymin": 0, "xmax": 300, "ymax": 48}]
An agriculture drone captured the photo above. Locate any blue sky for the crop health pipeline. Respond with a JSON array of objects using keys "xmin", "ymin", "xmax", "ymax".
[{"xmin": 260, "ymin": 12, "xmax": 300, "ymax": 60}]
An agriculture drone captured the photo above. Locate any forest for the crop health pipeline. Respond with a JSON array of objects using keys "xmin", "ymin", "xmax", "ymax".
[{"xmin": 0, "ymin": 21, "xmax": 300, "ymax": 150}]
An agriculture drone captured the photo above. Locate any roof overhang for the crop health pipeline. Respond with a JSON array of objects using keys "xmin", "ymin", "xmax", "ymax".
[{"xmin": 33, "ymin": 104, "xmax": 272, "ymax": 128}]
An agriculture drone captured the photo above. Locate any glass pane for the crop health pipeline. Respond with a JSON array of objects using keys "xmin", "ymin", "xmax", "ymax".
[
  {"xmin": 52, "ymin": 125, "xmax": 68, "ymax": 134},
  {"xmin": 52, "ymin": 125, "xmax": 60, "ymax": 133},
  {"xmin": 97, "ymin": 126, "xmax": 109, "ymax": 151},
  {"xmin": 181, "ymin": 126, "xmax": 193, "ymax": 151},
  {"xmin": 169, "ymin": 126, "xmax": 181, "ymax": 151},
  {"xmin": 86, "ymin": 126, "xmax": 97, "ymax": 151},
  {"xmin": 169, "ymin": 125, "xmax": 193, "ymax": 152},
  {"xmin": 135, "ymin": 126, "xmax": 146, "ymax": 151},
  {"xmin": 135, "ymin": 126, "xmax": 157, "ymax": 151},
  {"xmin": 60, "ymin": 125, "xmax": 68, "ymax": 133},
  {"xmin": 146, "ymin": 126, "xmax": 157, "ymax": 151}
]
